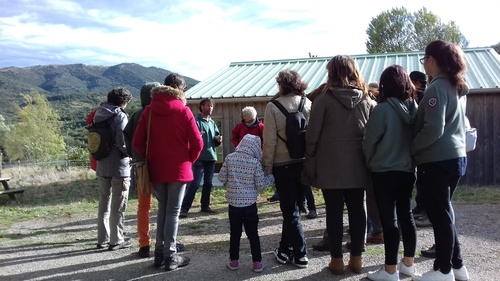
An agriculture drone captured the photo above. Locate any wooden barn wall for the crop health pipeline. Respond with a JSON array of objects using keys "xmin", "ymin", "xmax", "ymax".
[
  {"xmin": 463, "ymin": 92, "xmax": 500, "ymax": 186},
  {"xmin": 187, "ymin": 101, "xmax": 269, "ymax": 163},
  {"xmin": 188, "ymin": 92, "xmax": 500, "ymax": 187}
]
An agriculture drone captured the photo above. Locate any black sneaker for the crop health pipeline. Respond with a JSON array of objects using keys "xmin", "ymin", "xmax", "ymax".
[
  {"xmin": 165, "ymin": 255, "xmax": 190, "ymax": 271},
  {"xmin": 421, "ymin": 244, "xmax": 436, "ymax": 258},
  {"xmin": 154, "ymin": 250, "xmax": 164, "ymax": 267},
  {"xmin": 292, "ymin": 256, "xmax": 309, "ymax": 268},
  {"xmin": 179, "ymin": 211, "xmax": 188, "ymax": 218},
  {"xmin": 273, "ymin": 248, "xmax": 290, "ymax": 264},
  {"xmin": 138, "ymin": 245, "xmax": 150, "ymax": 258},
  {"xmin": 176, "ymin": 243, "xmax": 185, "ymax": 253},
  {"xmin": 201, "ymin": 207, "xmax": 217, "ymax": 214},
  {"xmin": 108, "ymin": 240, "xmax": 132, "ymax": 251},
  {"xmin": 96, "ymin": 242, "xmax": 109, "ymax": 249}
]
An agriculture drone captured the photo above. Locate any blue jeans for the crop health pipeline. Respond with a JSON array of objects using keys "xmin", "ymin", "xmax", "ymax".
[
  {"xmin": 273, "ymin": 162, "xmax": 307, "ymax": 258},
  {"xmin": 417, "ymin": 158, "xmax": 466, "ymax": 274},
  {"xmin": 228, "ymin": 203, "xmax": 262, "ymax": 262},
  {"xmin": 181, "ymin": 160, "xmax": 215, "ymax": 212},
  {"xmin": 153, "ymin": 182, "xmax": 186, "ymax": 258},
  {"xmin": 372, "ymin": 171, "xmax": 416, "ymax": 265},
  {"xmin": 301, "ymin": 186, "xmax": 316, "ymax": 211}
]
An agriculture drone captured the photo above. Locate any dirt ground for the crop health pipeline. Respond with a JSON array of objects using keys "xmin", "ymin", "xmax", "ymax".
[{"xmin": 1, "ymin": 201, "xmax": 499, "ymax": 280}]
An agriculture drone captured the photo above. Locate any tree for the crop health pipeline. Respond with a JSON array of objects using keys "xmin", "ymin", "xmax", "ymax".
[
  {"xmin": 5, "ymin": 92, "xmax": 66, "ymax": 161},
  {"xmin": 366, "ymin": 7, "xmax": 469, "ymax": 54},
  {"xmin": 0, "ymin": 114, "xmax": 10, "ymax": 160}
]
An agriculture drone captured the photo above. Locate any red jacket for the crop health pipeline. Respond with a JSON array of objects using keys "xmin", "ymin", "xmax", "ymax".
[
  {"xmin": 133, "ymin": 86, "xmax": 203, "ymax": 183},
  {"xmin": 231, "ymin": 119, "xmax": 264, "ymax": 148}
]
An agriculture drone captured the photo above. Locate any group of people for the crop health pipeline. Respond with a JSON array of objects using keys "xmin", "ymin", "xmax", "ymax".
[
  {"xmin": 89, "ymin": 73, "xmax": 223, "ymax": 271},
  {"xmin": 88, "ymin": 39, "xmax": 470, "ymax": 281}
]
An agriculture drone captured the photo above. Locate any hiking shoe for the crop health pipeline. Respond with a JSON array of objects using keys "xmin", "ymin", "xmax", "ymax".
[
  {"xmin": 108, "ymin": 240, "xmax": 132, "ymax": 251},
  {"xmin": 415, "ymin": 215, "xmax": 432, "ymax": 227},
  {"xmin": 412, "ymin": 207, "xmax": 424, "ymax": 219},
  {"xmin": 227, "ymin": 260, "xmax": 239, "ymax": 270},
  {"xmin": 96, "ymin": 242, "xmax": 109, "ymax": 249},
  {"xmin": 397, "ymin": 260, "xmax": 415, "ymax": 276},
  {"xmin": 154, "ymin": 251, "xmax": 164, "ymax": 267},
  {"xmin": 165, "ymin": 255, "xmax": 190, "ymax": 271},
  {"xmin": 421, "ymin": 244, "xmax": 436, "ymax": 258},
  {"xmin": 345, "ymin": 241, "xmax": 366, "ymax": 252},
  {"xmin": 138, "ymin": 245, "xmax": 150, "ymax": 258},
  {"xmin": 179, "ymin": 211, "xmax": 188, "ymax": 218},
  {"xmin": 274, "ymin": 248, "xmax": 290, "ymax": 264},
  {"xmin": 307, "ymin": 210, "xmax": 318, "ymax": 219},
  {"xmin": 201, "ymin": 207, "xmax": 217, "ymax": 214},
  {"xmin": 453, "ymin": 266, "xmax": 469, "ymax": 281},
  {"xmin": 267, "ymin": 195, "xmax": 279, "ymax": 202},
  {"xmin": 176, "ymin": 242, "xmax": 185, "ymax": 252},
  {"xmin": 367, "ymin": 267, "xmax": 399, "ymax": 281},
  {"xmin": 291, "ymin": 256, "xmax": 309, "ymax": 268},
  {"xmin": 253, "ymin": 261, "xmax": 264, "ymax": 273},
  {"xmin": 312, "ymin": 240, "xmax": 329, "ymax": 251},
  {"xmin": 413, "ymin": 269, "xmax": 454, "ymax": 281},
  {"xmin": 366, "ymin": 232, "xmax": 384, "ymax": 244}
]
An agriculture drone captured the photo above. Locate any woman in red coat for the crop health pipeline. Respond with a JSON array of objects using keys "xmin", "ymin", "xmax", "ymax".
[
  {"xmin": 133, "ymin": 73, "xmax": 203, "ymax": 271},
  {"xmin": 231, "ymin": 106, "xmax": 264, "ymax": 149}
]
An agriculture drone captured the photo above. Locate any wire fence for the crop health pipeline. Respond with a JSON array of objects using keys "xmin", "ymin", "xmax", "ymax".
[{"xmin": 0, "ymin": 159, "xmax": 92, "ymax": 188}]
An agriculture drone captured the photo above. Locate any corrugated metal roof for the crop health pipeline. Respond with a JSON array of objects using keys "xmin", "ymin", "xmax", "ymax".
[{"xmin": 185, "ymin": 48, "xmax": 500, "ymax": 100}]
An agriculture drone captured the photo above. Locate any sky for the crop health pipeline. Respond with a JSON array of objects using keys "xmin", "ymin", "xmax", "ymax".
[{"xmin": 0, "ymin": 0, "xmax": 497, "ymax": 81}]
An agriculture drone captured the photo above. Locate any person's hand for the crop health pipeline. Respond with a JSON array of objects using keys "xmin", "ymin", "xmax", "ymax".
[{"xmin": 216, "ymin": 135, "xmax": 222, "ymax": 143}]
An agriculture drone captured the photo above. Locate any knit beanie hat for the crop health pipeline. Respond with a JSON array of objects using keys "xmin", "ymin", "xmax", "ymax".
[{"xmin": 140, "ymin": 82, "xmax": 160, "ymax": 107}]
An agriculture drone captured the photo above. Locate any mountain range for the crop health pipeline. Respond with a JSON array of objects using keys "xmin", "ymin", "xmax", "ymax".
[
  {"xmin": 0, "ymin": 63, "xmax": 198, "ymax": 118},
  {"xmin": 0, "ymin": 63, "xmax": 199, "ymax": 149}
]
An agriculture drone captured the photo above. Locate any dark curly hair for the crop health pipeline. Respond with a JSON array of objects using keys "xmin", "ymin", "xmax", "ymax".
[
  {"xmin": 378, "ymin": 65, "xmax": 416, "ymax": 102},
  {"xmin": 107, "ymin": 87, "xmax": 132, "ymax": 106},
  {"xmin": 164, "ymin": 73, "xmax": 186, "ymax": 90},
  {"xmin": 276, "ymin": 69, "xmax": 308, "ymax": 96}
]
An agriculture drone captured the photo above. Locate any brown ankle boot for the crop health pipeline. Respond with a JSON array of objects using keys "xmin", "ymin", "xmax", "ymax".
[
  {"xmin": 348, "ymin": 255, "xmax": 362, "ymax": 273},
  {"xmin": 328, "ymin": 257, "xmax": 344, "ymax": 275}
]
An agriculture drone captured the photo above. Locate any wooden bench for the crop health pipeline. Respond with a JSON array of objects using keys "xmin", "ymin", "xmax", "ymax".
[{"xmin": 0, "ymin": 177, "xmax": 26, "ymax": 202}]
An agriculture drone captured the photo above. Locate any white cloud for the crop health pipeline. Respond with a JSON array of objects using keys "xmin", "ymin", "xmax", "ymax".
[{"xmin": 0, "ymin": 0, "xmax": 498, "ymax": 80}]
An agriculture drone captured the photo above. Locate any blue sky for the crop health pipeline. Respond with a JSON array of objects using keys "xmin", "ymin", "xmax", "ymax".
[{"xmin": 0, "ymin": 0, "xmax": 497, "ymax": 81}]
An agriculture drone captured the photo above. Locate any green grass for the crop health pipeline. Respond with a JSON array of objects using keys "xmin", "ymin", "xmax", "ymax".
[{"xmin": 1, "ymin": 166, "xmax": 499, "ymax": 237}]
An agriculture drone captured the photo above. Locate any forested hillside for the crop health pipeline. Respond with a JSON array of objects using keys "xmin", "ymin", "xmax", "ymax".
[{"xmin": 0, "ymin": 63, "xmax": 199, "ymax": 150}]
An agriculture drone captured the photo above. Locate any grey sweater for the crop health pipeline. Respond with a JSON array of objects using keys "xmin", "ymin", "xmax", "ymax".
[{"xmin": 411, "ymin": 72, "xmax": 467, "ymax": 165}]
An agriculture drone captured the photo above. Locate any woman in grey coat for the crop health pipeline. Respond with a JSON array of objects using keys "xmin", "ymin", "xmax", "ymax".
[{"xmin": 305, "ymin": 55, "xmax": 375, "ymax": 275}]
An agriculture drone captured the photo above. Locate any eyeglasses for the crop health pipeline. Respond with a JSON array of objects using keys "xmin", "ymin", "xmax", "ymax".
[{"xmin": 419, "ymin": 56, "xmax": 428, "ymax": 65}]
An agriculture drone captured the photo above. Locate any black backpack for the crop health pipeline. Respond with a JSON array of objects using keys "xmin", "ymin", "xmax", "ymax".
[
  {"xmin": 271, "ymin": 97, "xmax": 308, "ymax": 159},
  {"xmin": 86, "ymin": 117, "xmax": 115, "ymax": 160}
]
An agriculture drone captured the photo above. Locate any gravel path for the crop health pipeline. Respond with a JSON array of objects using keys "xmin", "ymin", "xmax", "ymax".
[{"xmin": 1, "ymin": 202, "xmax": 499, "ymax": 280}]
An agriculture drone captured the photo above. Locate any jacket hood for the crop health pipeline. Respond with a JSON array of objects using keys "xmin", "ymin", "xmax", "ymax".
[
  {"xmin": 140, "ymin": 82, "xmax": 160, "ymax": 107},
  {"xmin": 149, "ymin": 85, "xmax": 187, "ymax": 116},
  {"xmin": 235, "ymin": 134, "xmax": 262, "ymax": 159},
  {"xmin": 242, "ymin": 118, "xmax": 262, "ymax": 128},
  {"xmin": 329, "ymin": 86, "xmax": 367, "ymax": 109},
  {"xmin": 386, "ymin": 97, "xmax": 418, "ymax": 125},
  {"xmin": 93, "ymin": 103, "xmax": 122, "ymax": 122},
  {"xmin": 433, "ymin": 72, "xmax": 469, "ymax": 97}
]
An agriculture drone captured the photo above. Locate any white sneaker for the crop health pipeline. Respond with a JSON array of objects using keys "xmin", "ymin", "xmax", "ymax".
[
  {"xmin": 453, "ymin": 266, "xmax": 469, "ymax": 281},
  {"xmin": 367, "ymin": 267, "xmax": 399, "ymax": 281},
  {"xmin": 412, "ymin": 269, "xmax": 454, "ymax": 281},
  {"xmin": 397, "ymin": 261, "xmax": 415, "ymax": 276}
]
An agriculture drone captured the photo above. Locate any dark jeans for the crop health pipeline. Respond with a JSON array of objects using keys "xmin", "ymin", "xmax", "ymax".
[
  {"xmin": 417, "ymin": 158, "xmax": 466, "ymax": 274},
  {"xmin": 273, "ymin": 162, "xmax": 307, "ymax": 258},
  {"xmin": 372, "ymin": 171, "xmax": 417, "ymax": 265},
  {"xmin": 322, "ymin": 188, "xmax": 366, "ymax": 258},
  {"xmin": 300, "ymin": 186, "xmax": 316, "ymax": 211},
  {"xmin": 228, "ymin": 203, "xmax": 261, "ymax": 262},
  {"xmin": 181, "ymin": 160, "xmax": 215, "ymax": 212}
]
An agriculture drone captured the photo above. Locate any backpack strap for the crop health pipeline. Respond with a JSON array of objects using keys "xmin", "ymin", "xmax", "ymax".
[{"xmin": 297, "ymin": 97, "xmax": 305, "ymax": 112}]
